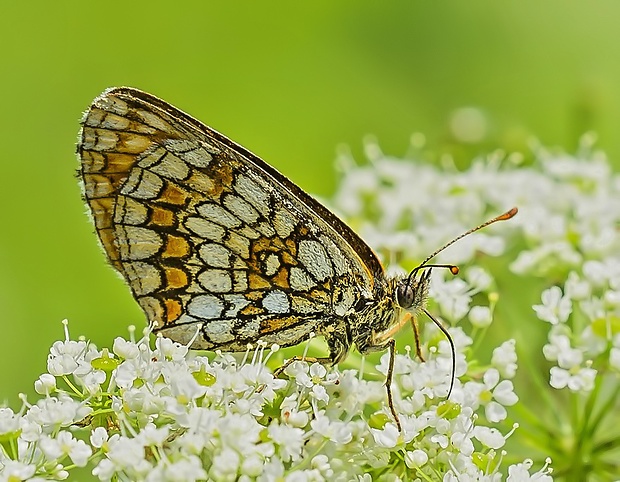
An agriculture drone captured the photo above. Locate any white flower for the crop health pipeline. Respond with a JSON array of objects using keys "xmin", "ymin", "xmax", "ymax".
[
  {"xmin": 139, "ymin": 424, "xmax": 169, "ymax": 446},
  {"xmin": 473, "ymin": 426, "xmax": 506, "ymax": 449},
  {"xmin": 542, "ymin": 332, "xmax": 582, "ymax": 368},
  {"xmin": 465, "ymin": 266, "xmax": 493, "ymax": 292},
  {"xmin": 240, "ymin": 454, "xmax": 265, "ymax": 477},
  {"xmin": 469, "ymin": 305, "xmax": 492, "ymax": 328},
  {"xmin": 161, "ymin": 363, "xmax": 207, "ymax": 402},
  {"xmin": 533, "ymin": 286, "xmax": 572, "ymax": 324},
  {"xmin": 0, "ymin": 408, "xmax": 20, "ymax": 435},
  {"xmin": 96, "ymin": 435, "xmax": 152, "ymax": 477},
  {"xmin": 112, "ymin": 337, "xmax": 140, "ymax": 359},
  {"xmin": 34, "ymin": 374, "xmax": 57, "ymax": 395},
  {"xmin": 90, "ymin": 427, "xmax": 109, "ymax": 448},
  {"xmin": 311, "ymin": 454, "xmax": 333, "ymax": 477},
  {"xmin": 47, "ymin": 340, "xmax": 87, "ymax": 376},
  {"xmin": 0, "ymin": 461, "xmax": 36, "ymax": 481},
  {"xmin": 257, "ymin": 457, "xmax": 285, "ymax": 482},
  {"xmin": 155, "ymin": 336, "xmax": 188, "ymax": 361},
  {"xmin": 209, "ymin": 448, "xmax": 240, "ymax": 480},
  {"xmin": 62, "ymin": 431, "xmax": 92, "ymax": 466},
  {"xmin": 471, "ymin": 369, "xmax": 518, "ymax": 423},
  {"xmin": 564, "ymin": 271, "xmax": 591, "ymax": 300},
  {"xmin": 370, "ymin": 422, "xmax": 400, "ymax": 448},
  {"xmin": 26, "ymin": 395, "xmax": 91, "ymax": 429},
  {"xmin": 78, "ymin": 369, "xmax": 106, "ymax": 395},
  {"xmin": 404, "ymin": 449, "xmax": 428, "ymax": 468},
  {"xmin": 506, "ymin": 458, "xmax": 553, "ymax": 482},
  {"xmin": 6, "ymin": 145, "xmax": 585, "ymax": 479},
  {"xmin": 310, "ymin": 412, "xmax": 352, "ymax": 445},
  {"xmin": 152, "ymin": 456, "xmax": 207, "ymax": 481},
  {"xmin": 492, "ymin": 339, "xmax": 518, "ymax": 379},
  {"xmin": 431, "ymin": 276, "xmax": 472, "ymax": 322},
  {"xmin": 269, "ymin": 423, "xmax": 304, "ymax": 462},
  {"xmin": 550, "ymin": 365, "xmax": 597, "ymax": 392}
]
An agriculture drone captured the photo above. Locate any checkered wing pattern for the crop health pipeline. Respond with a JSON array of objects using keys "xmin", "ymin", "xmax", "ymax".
[{"xmin": 77, "ymin": 87, "xmax": 385, "ymax": 351}]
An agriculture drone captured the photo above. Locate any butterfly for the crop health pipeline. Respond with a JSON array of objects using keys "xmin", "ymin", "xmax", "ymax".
[{"xmin": 77, "ymin": 87, "xmax": 517, "ymax": 430}]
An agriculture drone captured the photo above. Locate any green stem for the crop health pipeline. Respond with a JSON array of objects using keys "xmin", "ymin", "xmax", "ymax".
[{"xmin": 586, "ymin": 378, "xmax": 620, "ymax": 440}]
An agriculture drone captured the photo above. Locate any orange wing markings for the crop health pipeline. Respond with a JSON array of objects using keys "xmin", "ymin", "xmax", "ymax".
[{"xmin": 259, "ymin": 315, "xmax": 305, "ymax": 336}]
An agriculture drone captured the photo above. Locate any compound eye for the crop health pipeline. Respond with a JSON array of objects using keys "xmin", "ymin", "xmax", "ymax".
[{"xmin": 396, "ymin": 282, "xmax": 415, "ymax": 309}]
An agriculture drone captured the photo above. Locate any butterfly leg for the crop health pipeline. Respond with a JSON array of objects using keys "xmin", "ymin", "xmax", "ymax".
[
  {"xmin": 272, "ymin": 355, "xmax": 333, "ymax": 379},
  {"xmin": 410, "ymin": 315, "xmax": 425, "ymax": 362},
  {"xmin": 273, "ymin": 318, "xmax": 350, "ymax": 377},
  {"xmin": 385, "ymin": 338, "xmax": 402, "ymax": 432}
]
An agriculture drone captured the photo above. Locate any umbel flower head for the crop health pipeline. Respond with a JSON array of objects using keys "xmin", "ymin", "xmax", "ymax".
[
  {"xmin": 20, "ymin": 134, "xmax": 620, "ymax": 479},
  {"xmin": 1, "ymin": 320, "xmax": 547, "ymax": 481}
]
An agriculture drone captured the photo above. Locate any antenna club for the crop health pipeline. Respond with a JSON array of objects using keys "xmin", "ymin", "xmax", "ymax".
[
  {"xmin": 498, "ymin": 206, "xmax": 518, "ymax": 221},
  {"xmin": 450, "ymin": 266, "xmax": 459, "ymax": 275}
]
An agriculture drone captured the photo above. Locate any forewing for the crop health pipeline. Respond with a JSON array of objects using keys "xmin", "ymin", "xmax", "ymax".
[{"xmin": 78, "ymin": 87, "xmax": 384, "ymax": 350}]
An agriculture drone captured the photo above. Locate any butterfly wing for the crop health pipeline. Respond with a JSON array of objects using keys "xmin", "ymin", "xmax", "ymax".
[{"xmin": 78, "ymin": 87, "xmax": 385, "ymax": 351}]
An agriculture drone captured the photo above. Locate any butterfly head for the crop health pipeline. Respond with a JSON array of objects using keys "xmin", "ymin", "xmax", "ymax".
[
  {"xmin": 394, "ymin": 267, "xmax": 431, "ymax": 311},
  {"xmin": 395, "ymin": 263, "xmax": 458, "ymax": 311}
]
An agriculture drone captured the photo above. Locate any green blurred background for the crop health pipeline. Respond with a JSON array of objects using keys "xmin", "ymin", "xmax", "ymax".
[{"xmin": 2, "ymin": 0, "xmax": 620, "ymax": 407}]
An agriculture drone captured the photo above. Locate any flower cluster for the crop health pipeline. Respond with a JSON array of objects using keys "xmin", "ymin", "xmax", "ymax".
[
  {"xmin": 333, "ymin": 134, "xmax": 620, "ymax": 479},
  {"xmin": 17, "ymin": 135, "xmax": 620, "ymax": 479},
  {"xmin": 0, "ymin": 316, "xmax": 548, "ymax": 481}
]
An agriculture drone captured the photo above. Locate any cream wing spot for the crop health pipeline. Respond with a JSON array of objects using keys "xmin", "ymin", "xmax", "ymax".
[
  {"xmin": 121, "ymin": 169, "xmax": 163, "ymax": 199},
  {"xmin": 225, "ymin": 232, "xmax": 250, "ymax": 259},
  {"xmin": 273, "ymin": 208, "xmax": 297, "ymax": 238},
  {"xmin": 290, "ymin": 267, "xmax": 315, "ymax": 291},
  {"xmin": 298, "ymin": 239, "xmax": 334, "ymax": 281},
  {"xmin": 223, "ymin": 294, "xmax": 251, "ymax": 317},
  {"xmin": 114, "ymin": 197, "xmax": 149, "ymax": 225},
  {"xmin": 182, "ymin": 147, "xmax": 215, "ymax": 168},
  {"xmin": 139, "ymin": 149, "xmax": 190, "ymax": 181},
  {"xmin": 163, "ymin": 139, "xmax": 216, "ymax": 168},
  {"xmin": 319, "ymin": 234, "xmax": 349, "ymax": 276},
  {"xmin": 123, "ymin": 261, "xmax": 162, "ymax": 296},
  {"xmin": 203, "ymin": 320, "xmax": 234, "ymax": 344},
  {"xmin": 255, "ymin": 221, "xmax": 276, "ymax": 238},
  {"xmin": 85, "ymin": 109, "xmax": 130, "ymax": 130},
  {"xmin": 135, "ymin": 109, "xmax": 174, "ymax": 132},
  {"xmin": 116, "ymin": 226, "xmax": 162, "ymax": 260},
  {"xmin": 234, "ymin": 174, "xmax": 271, "ymax": 217},
  {"xmin": 119, "ymin": 133, "xmax": 153, "ymax": 154},
  {"xmin": 198, "ymin": 243, "xmax": 232, "ymax": 268},
  {"xmin": 333, "ymin": 285, "xmax": 356, "ymax": 317},
  {"xmin": 291, "ymin": 295, "xmax": 327, "ymax": 314},
  {"xmin": 223, "ymin": 194, "xmax": 260, "ymax": 224},
  {"xmin": 237, "ymin": 225, "xmax": 261, "ymax": 240},
  {"xmin": 262, "ymin": 290, "xmax": 290, "ymax": 314},
  {"xmin": 188, "ymin": 295, "xmax": 224, "ymax": 319},
  {"xmin": 232, "ymin": 271, "xmax": 248, "ymax": 292},
  {"xmin": 185, "ymin": 217, "xmax": 225, "ymax": 241},
  {"xmin": 196, "ymin": 203, "xmax": 242, "ymax": 229},
  {"xmin": 186, "ymin": 170, "xmax": 215, "ymax": 192},
  {"xmin": 236, "ymin": 318, "xmax": 259, "ymax": 340},
  {"xmin": 198, "ymin": 269, "xmax": 232, "ymax": 293},
  {"xmin": 264, "ymin": 253, "xmax": 280, "ymax": 276},
  {"xmin": 81, "ymin": 127, "xmax": 118, "ymax": 151},
  {"xmin": 94, "ymin": 93, "xmax": 129, "ymax": 115}
]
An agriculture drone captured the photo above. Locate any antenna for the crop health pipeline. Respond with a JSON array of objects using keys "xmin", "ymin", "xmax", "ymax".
[
  {"xmin": 405, "ymin": 207, "xmax": 518, "ymax": 287},
  {"xmin": 419, "ymin": 207, "xmax": 518, "ymax": 268},
  {"xmin": 411, "ymin": 207, "xmax": 518, "ymax": 399}
]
